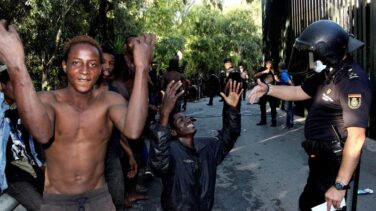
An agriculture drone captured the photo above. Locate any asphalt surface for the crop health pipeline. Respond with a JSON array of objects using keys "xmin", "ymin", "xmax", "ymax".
[{"xmin": 129, "ymin": 96, "xmax": 376, "ymax": 211}]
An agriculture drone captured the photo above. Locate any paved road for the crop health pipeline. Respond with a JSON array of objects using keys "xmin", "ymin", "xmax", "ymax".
[{"xmin": 130, "ymin": 97, "xmax": 376, "ymax": 211}]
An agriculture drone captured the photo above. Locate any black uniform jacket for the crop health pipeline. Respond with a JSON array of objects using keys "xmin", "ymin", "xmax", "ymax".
[
  {"xmin": 149, "ymin": 106, "xmax": 240, "ymax": 211},
  {"xmin": 301, "ymin": 57, "xmax": 372, "ymax": 141}
]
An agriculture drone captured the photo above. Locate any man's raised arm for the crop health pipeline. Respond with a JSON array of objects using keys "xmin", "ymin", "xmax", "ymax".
[
  {"xmin": 0, "ymin": 20, "xmax": 54, "ymax": 144},
  {"xmin": 149, "ymin": 81, "xmax": 184, "ymax": 176},
  {"xmin": 214, "ymin": 80, "xmax": 242, "ymax": 164},
  {"xmin": 122, "ymin": 34, "xmax": 156, "ymax": 139}
]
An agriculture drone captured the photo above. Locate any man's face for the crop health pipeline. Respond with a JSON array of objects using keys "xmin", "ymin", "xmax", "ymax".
[
  {"xmin": 63, "ymin": 43, "xmax": 101, "ymax": 93},
  {"xmin": 224, "ymin": 62, "xmax": 232, "ymax": 70},
  {"xmin": 265, "ymin": 61, "xmax": 272, "ymax": 69},
  {"xmin": 151, "ymin": 63, "xmax": 158, "ymax": 71},
  {"xmin": 172, "ymin": 113, "xmax": 196, "ymax": 136},
  {"xmin": 102, "ymin": 52, "xmax": 115, "ymax": 82}
]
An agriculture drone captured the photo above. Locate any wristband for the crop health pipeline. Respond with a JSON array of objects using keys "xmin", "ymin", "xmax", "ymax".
[{"xmin": 265, "ymin": 83, "xmax": 271, "ymax": 96}]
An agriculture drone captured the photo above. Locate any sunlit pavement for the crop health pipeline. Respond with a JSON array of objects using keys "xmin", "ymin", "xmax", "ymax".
[{"xmin": 130, "ymin": 96, "xmax": 376, "ymax": 211}]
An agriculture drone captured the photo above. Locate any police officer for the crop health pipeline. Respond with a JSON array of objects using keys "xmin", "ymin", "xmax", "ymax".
[{"xmin": 248, "ymin": 20, "xmax": 372, "ymax": 210}]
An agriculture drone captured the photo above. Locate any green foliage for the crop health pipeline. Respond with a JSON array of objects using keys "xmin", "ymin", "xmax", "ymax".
[
  {"xmin": 178, "ymin": 3, "xmax": 262, "ymax": 76},
  {"xmin": 135, "ymin": 0, "xmax": 262, "ymax": 77},
  {"xmin": 0, "ymin": 0, "xmax": 262, "ymax": 89},
  {"xmin": 1, "ymin": 0, "xmax": 103, "ymax": 90}
]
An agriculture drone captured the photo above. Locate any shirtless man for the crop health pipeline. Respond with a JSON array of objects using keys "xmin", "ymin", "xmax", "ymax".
[{"xmin": 0, "ymin": 20, "xmax": 155, "ymax": 210}]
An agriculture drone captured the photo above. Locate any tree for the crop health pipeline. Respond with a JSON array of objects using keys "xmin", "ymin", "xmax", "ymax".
[{"xmin": 0, "ymin": 0, "xmax": 262, "ymax": 87}]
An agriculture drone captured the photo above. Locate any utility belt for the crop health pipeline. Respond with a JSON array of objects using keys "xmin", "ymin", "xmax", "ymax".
[{"xmin": 302, "ymin": 139, "xmax": 344, "ymax": 162}]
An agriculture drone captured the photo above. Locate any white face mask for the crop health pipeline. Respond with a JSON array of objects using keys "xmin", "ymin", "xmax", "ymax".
[{"xmin": 313, "ymin": 60, "xmax": 327, "ymax": 73}]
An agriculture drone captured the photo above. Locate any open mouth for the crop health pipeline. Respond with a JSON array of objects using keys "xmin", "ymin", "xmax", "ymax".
[
  {"xmin": 78, "ymin": 78, "xmax": 91, "ymax": 82},
  {"xmin": 187, "ymin": 123, "xmax": 195, "ymax": 128},
  {"xmin": 102, "ymin": 70, "xmax": 111, "ymax": 76}
]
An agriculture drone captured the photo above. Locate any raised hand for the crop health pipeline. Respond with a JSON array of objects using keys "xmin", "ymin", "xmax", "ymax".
[
  {"xmin": 127, "ymin": 34, "xmax": 156, "ymax": 71},
  {"xmin": 0, "ymin": 20, "xmax": 25, "ymax": 67},
  {"xmin": 248, "ymin": 79, "xmax": 268, "ymax": 104},
  {"xmin": 220, "ymin": 80, "xmax": 243, "ymax": 108},
  {"xmin": 160, "ymin": 80, "xmax": 185, "ymax": 117}
]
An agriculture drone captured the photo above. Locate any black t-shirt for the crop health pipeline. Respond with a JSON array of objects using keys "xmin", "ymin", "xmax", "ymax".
[
  {"xmin": 255, "ymin": 67, "xmax": 276, "ymax": 85},
  {"xmin": 226, "ymin": 68, "xmax": 242, "ymax": 83},
  {"xmin": 301, "ymin": 59, "xmax": 372, "ymax": 141}
]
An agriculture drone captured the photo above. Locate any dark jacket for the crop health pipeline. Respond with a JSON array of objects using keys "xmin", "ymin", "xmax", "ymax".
[{"xmin": 149, "ymin": 105, "xmax": 240, "ymax": 211}]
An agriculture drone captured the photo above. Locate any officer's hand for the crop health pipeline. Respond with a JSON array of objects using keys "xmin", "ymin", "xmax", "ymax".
[
  {"xmin": 325, "ymin": 187, "xmax": 346, "ymax": 211},
  {"xmin": 127, "ymin": 34, "xmax": 156, "ymax": 72},
  {"xmin": 0, "ymin": 20, "xmax": 25, "ymax": 68},
  {"xmin": 248, "ymin": 79, "xmax": 268, "ymax": 104},
  {"xmin": 220, "ymin": 79, "xmax": 243, "ymax": 108}
]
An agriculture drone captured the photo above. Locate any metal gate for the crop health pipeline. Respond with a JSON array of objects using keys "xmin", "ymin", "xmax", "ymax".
[{"xmin": 263, "ymin": 0, "xmax": 376, "ymax": 138}]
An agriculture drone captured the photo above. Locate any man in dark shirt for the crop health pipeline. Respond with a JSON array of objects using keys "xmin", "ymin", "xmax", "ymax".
[
  {"xmin": 149, "ymin": 80, "xmax": 242, "ymax": 211},
  {"xmin": 253, "ymin": 59, "xmax": 278, "ymax": 126},
  {"xmin": 207, "ymin": 74, "xmax": 219, "ymax": 106},
  {"xmin": 249, "ymin": 20, "xmax": 372, "ymax": 210},
  {"xmin": 222, "ymin": 58, "xmax": 242, "ymax": 128}
]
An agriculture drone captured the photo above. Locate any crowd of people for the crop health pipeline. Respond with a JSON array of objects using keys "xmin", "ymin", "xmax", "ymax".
[{"xmin": 0, "ymin": 18, "xmax": 373, "ymax": 211}]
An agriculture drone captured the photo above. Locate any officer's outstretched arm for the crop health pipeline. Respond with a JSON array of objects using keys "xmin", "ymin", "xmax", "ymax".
[
  {"xmin": 248, "ymin": 79, "xmax": 311, "ymax": 104},
  {"xmin": 324, "ymin": 127, "xmax": 366, "ymax": 210}
]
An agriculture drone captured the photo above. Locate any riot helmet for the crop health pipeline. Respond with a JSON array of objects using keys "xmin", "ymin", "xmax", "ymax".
[{"xmin": 289, "ymin": 20, "xmax": 364, "ymax": 75}]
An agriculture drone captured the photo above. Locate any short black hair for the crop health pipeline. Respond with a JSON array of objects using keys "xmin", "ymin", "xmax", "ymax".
[
  {"xmin": 102, "ymin": 46, "xmax": 115, "ymax": 56},
  {"xmin": 168, "ymin": 58, "xmax": 179, "ymax": 71},
  {"xmin": 63, "ymin": 35, "xmax": 102, "ymax": 62},
  {"xmin": 0, "ymin": 70, "xmax": 10, "ymax": 83},
  {"xmin": 223, "ymin": 58, "xmax": 232, "ymax": 63},
  {"xmin": 278, "ymin": 62, "xmax": 286, "ymax": 69},
  {"xmin": 113, "ymin": 53, "xmax": 128, "ymax": 78}
]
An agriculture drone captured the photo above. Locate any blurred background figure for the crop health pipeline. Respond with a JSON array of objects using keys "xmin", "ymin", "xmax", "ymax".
[
  {"xmin": 253, "ymin": 59, "xmax": 278, "ymax": 126},
  {"xmin": 277, "ymin": 61, "xmax": 294, "ymax": 129}
]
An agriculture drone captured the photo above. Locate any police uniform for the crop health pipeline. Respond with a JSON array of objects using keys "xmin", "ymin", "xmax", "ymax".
[{"xmin": 298, "ymin": 57, "xmax": 372, "ymax": 210}]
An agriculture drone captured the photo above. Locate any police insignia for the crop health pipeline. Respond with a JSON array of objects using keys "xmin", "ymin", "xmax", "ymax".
[{"xmin": 348, "ymin": 94, "xmax": 361, "ymax": 109}]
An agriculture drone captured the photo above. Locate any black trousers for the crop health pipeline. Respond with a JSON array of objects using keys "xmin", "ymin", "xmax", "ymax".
[
  {"xmin": 7, "ymin": 179, "xmax": 43, "ymax": 211},
  {"xmin": 105, "ymin": 131, "xmax": 126, "ymax": 211},
  {"xmin": 258, "ymin": 95, "xmax": 277, "ymax": 123},
  {"xmin": 299, "ymin": 152, "xmax": 346, "ymax": 211},
  {"xmin": 208, "ymin": 90, "xmax": 216, "ymax": 105}
]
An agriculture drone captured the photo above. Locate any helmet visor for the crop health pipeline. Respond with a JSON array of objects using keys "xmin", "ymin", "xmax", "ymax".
[
  {"xmin": 347, "ymin": 35, "xmax": 364, "ymax": 53},
  {"xmin": 288, "ymin": 47, "xmax": 315, "ymax": 76}
]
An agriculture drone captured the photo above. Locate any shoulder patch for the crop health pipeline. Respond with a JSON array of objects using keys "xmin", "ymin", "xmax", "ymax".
[
  {"xmin": 348, "ymin": 94, "xmax": 361, "ymax": 109},
  {"xmin": 347, "ymin": 69, "xmax": 359, "ymax": 80}
]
